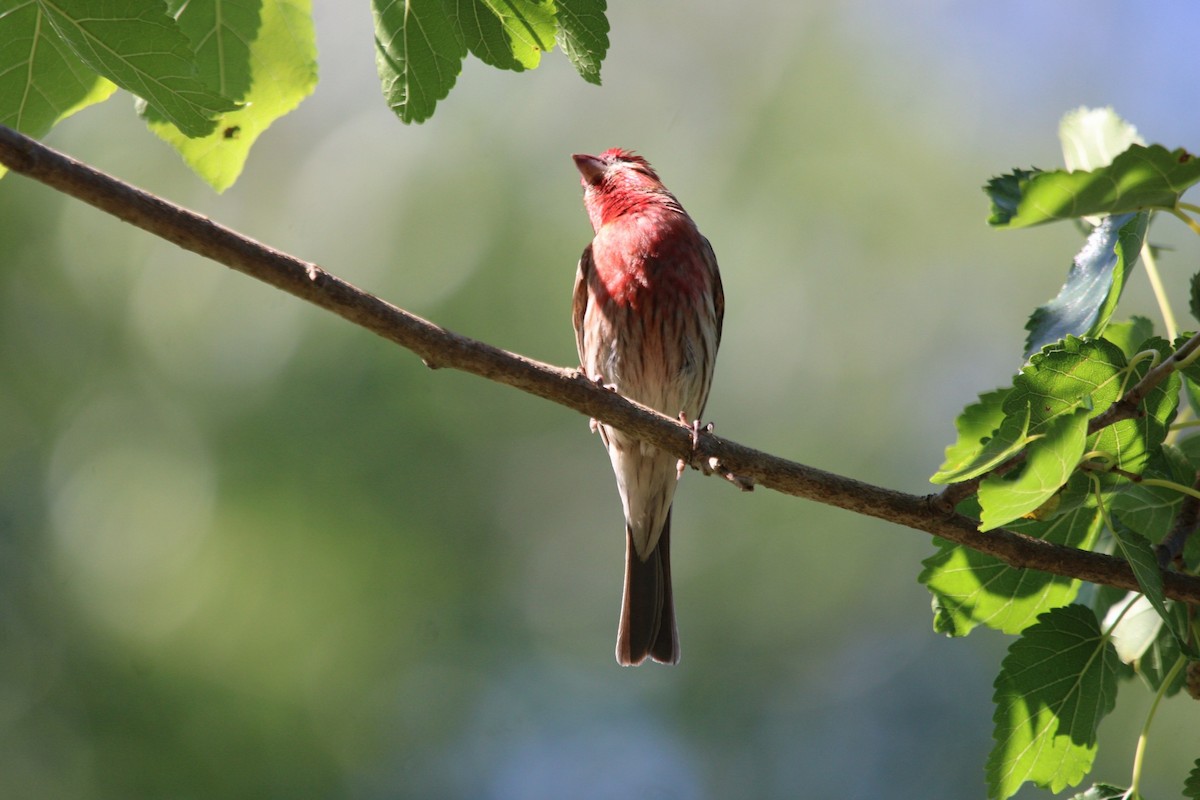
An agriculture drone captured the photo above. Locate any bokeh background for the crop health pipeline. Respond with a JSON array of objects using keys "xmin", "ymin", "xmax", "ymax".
[{"xmin": 2, "ymin": 2, "xmax": 1198, "ymax": 797}]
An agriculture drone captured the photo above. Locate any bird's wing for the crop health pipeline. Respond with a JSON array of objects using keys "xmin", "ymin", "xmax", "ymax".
[
  {"xmin": 572, "ymin": 243, "xmax": 595, "ymax": 362},
  {"xmin": 702, "ymin": 236, "xmax": 724, "ymax": 349}
]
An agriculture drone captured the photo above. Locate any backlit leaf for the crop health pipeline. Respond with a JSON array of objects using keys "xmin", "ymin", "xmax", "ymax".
[
  {"xmin": 987, "ymin": 605, "xmax": 1120, "ymax": 800},
  {"xmin": 987, "ymin": 144, "xmax": 1200, "ymax": 229}
]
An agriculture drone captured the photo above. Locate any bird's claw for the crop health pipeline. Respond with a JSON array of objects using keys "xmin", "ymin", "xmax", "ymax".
[
  {"xmin": 579, "ymin": 367, "xmax": 618, "ymax": 433},
  {"xmin": 675, "ymin": 413, "xmax": 754, "ymax": 491},
  {"xmin": 677, "ymin": 413, "xmax": 714, "ymax": 478}
]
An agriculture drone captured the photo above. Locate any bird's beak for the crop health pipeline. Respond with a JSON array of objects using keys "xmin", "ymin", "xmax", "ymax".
[{"xmin": 572, "ymin": 153, "xmax": 606, "ymax": 185}]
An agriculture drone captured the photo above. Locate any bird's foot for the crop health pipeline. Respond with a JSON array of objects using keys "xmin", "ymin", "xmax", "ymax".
[
  {"xmin": 578, "ymin": 367, "xmax": 618, "ymax": 433},
  {"xmin": 676, "ymin": 413, "xmax": 714, "ymax": 478},
  {"xmin": 676, "ymin": 413, "xmax": 754, "ymax": 491}
]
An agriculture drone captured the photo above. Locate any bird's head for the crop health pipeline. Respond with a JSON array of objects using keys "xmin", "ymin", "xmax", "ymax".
[{"xmin": 573, "ymin": 149, "xmax": 670, "ymax": 230}]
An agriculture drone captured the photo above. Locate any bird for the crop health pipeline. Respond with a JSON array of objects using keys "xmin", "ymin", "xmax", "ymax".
[{"xmin": 571, "ymin": 148, "xmax": 724, "ymax": 665}]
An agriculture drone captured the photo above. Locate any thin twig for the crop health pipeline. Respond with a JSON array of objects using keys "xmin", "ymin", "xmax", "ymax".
[
  {"xmin": 1, "ymin": 124, "xmax": 1198, "ymax": 605},
  {"xmin": 1158, "ymin": 471, "xmax": 1200, "ymax": 568}
]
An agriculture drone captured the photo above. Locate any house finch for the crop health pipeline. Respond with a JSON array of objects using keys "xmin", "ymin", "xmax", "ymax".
[{"xmin": 571, "ymin": 149, "xmax": 724, "ymax": 665}]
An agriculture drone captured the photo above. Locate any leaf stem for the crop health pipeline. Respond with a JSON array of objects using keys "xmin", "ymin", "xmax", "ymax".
[
  {"xmin": 1122, "ymin": 348, "xmax": 1162, "ymax": 396},
  {"xmin": 1140, "ymin": 243, "xmax": 1177, "ymax": 341},
  {"xmin": 1136, "ymin": 477, "xmax": 1200, "ymax": 503},
  {"xmin": 1170, "ymin": 207, "xmax": 1200, "ymax": 237},
  {"xmin": 1128, "ymin": 654, "xmax": 1188, "ymax": 797},
  {"xmin": 1176, "ymin": 336, "xmax": 1200, "ymax": 372}
]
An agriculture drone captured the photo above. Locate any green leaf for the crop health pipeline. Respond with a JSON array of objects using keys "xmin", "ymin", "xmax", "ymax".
[
  {"xmin": 373, "ymin": 0, "xmax": 467, "ymax": 124},
  {"xmin": 1091, "ymin": 336, "xmax": 1180, "ymax": 481},
  {"xmin": 1110, "ymin": 524, "xmax": 1168, "ymax": 622},
  {"xmin": 1023, "ymin": 211, "xmax": 1148, "ymax": 358},
  {"xmin": 1176, "ymin": 332, "xmax": 1200, "ymax": 387},
  {"xmin": 978, "ymin": 404, "xmax": 1090, "ymax": 531},
  {"xmin": 1009, "ymin": 337, "xmax": 1126, "ymax": 432},
  {"xmin": 0, "ymin": 0, "xmax": 117, "ymax": 149},
  {"xmin": 1179, "ymin": 430, "xmax": 1200, "ymax": 466},
  {"xmin": 1101, "ymin": 316, "xmax": 1154, "ymax": 360},
  {"xmin": 1185, "ymin": 757, "xmax": 1200, "ymax": 799},
  {"xmin": 963, "ymin": 336, "xmax": 1176, "ymax": 531},
  {"xmin": 144, "ymin": 0, "xmax": 318, "ymax": 191},
  {"xmin": 985, "ymin": 167, "xmax": 1040, "ymax": 226},
  {"xmin": 1108, "ymin": 522, "xmax": 1192, "ymax": 658},
  {"xmin": 1191, "ymin": 271, "xmax": 1200, "ymax": 326},
  {"xmin": 932, "ymin": 389, "xmax": 1022, "ymax": 484},
  {"xmin": 987, "ymin": 605, "xmax": 1120, "ymax": 800},
  {"xmin": 554, "ymin": 0, "xmax": 608, "ymax": 85},
  {"xmin": 166, "ymin": 0, "xmax": 254, "ymax": 98},
  {"xmin": 1174, "ymin": 331, "xmax": 1200, "ymax": 424},
  {"xmin": 1059, "ymin": 106, "xmax": 1144, "ymax": 174},
  {"xmin": 986, "ymin": 143, "xmax": 1200, "ymax": 229},
  {"xmin": 36, "ymin": 0, "xmax": 237, "ymax": 137},
  {"xmin": 1069, "ymin": 784, "xmax": 1131, "ymax": 800},
  {"xmin": 921, "ymin": 502, "xmax": 1101, "ymax": 636},
  {"xmin": 1109, "ymin": 473, "xmax": 1182, "ymax": 547},
  {"xmin": 1006, "ymin": 334, "xmax": 1176, "ymax": 484},
  {"xmin": 452, "ymin": 0, "xmax": 556, "ymax": 71}
]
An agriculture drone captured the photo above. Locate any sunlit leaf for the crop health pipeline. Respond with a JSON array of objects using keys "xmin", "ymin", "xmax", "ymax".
[
  {"xmin": 1101, "ymin": 316, "xmax": 1154, "ymax": 360},
  {"xmin": 932, "ymin": 389, "xmax": 1021, "ymax": 484},
  {"xmin": 978, "ymin": 404, "xmax": 1089, "ymax": 531},
  {"xmin": 987, "ymin": 605, "xmax": 1120, "ymax": 800},
  {"xmin": 921, "ymin": 501, "xmax": 1101, "ymax": 636},
  {"xmin": 144, "ymin": 0, "xmax": 318, "ymax": 191},
  {"xmin": 1091, "ymin": 336, "xmax": 1179, "ymax": 481},
  {"xmin": 986, "ymin": 144, "xmax": 1200, "ymax": 228},
  {"xmin": 1059, "ymin": 107, "xmax": 1144, "ymax": 174},
  {"xmin": 1009, "ymin": 337, "xmax": 1125, "ymax": 430},
  {"xmin": 451, "ymin": 0, "xmax": 556, "ymax": 71}
]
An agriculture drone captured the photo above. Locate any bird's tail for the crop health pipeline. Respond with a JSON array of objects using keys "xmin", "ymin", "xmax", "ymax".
[{"xmin": 616, "ymin": 510, "xmax": 678, "ymax": 665}]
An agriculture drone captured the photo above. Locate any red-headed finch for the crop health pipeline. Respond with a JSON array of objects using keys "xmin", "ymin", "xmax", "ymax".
[{"xmin": 571, "ymin": 149, "xmax": 724, "ymax": 665}]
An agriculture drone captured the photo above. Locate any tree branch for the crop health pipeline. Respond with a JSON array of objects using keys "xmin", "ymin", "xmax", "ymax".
[{"xmin": 2, "ymin": 124, "xmax": 1198, "ymax": 606}]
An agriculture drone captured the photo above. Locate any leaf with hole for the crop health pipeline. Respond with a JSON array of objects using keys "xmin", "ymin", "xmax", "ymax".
[{"xmin": 144, "ymin": 0, "xmax": 318, "ymax": 191}]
